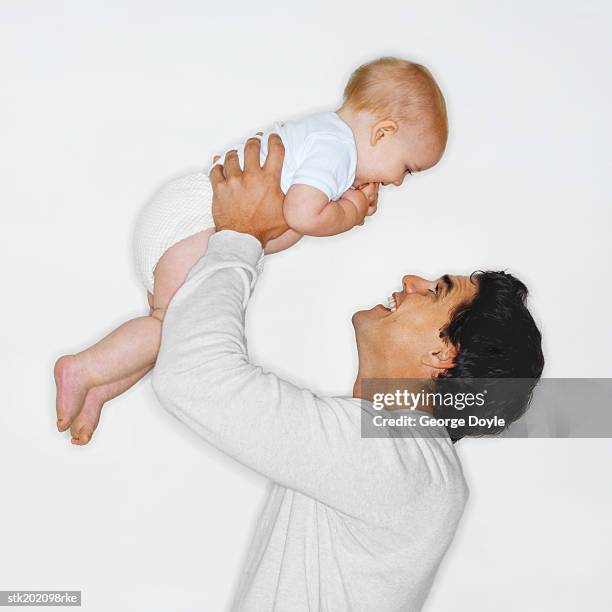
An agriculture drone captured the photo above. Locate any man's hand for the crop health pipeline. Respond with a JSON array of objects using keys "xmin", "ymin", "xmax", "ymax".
[{"xmin": 210, "ymin": 134, "xmax": 289, "ymax": 247}]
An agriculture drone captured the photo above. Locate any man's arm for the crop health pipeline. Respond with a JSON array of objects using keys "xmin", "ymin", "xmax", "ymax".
[
  {"xmin": 151, "ymin": 229, "xmax": 390, "ymax": 516},
  {"xmin": 151, "ymin": 137, "xmax": 453, "ymax": 519}
]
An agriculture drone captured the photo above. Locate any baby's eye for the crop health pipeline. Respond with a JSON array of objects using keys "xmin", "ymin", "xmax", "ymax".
[{"xmin": 405, "ymin": 167, "xmax": 413, "ymax": 176}]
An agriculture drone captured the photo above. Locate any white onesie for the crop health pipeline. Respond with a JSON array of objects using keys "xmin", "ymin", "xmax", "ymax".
[{"xmin": 133, "ymin": 112, "xmax": 357, "ymax": 293}]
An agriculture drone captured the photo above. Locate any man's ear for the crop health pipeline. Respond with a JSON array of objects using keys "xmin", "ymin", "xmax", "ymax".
[
  {"xmin": 370, "ymin": 119, "xmax": 399, "ymax": 146},
  {"xmin": 421, "ymin": 342, "xmax": 457, "ymax": 372}
]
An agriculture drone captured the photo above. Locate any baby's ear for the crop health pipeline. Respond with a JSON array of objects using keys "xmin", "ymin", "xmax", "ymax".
[{"xmin": 371, "ymin": 119, "xmax": 399, "ymax": 145}]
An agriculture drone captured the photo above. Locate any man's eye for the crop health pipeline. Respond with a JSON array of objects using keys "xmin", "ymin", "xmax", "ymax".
[{"xmin": 429, "ymin": 285, "xmax": 439, "ymax": 296}]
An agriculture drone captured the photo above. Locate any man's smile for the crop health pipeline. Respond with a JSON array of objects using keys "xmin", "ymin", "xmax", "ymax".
[{"xmin": 381, "ymin": 290, "xmax": 403, "ymax": 313}]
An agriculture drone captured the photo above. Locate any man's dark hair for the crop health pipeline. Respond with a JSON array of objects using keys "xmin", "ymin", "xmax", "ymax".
[{"xmin": 436, "ymin": 271, "xmax": 545, "ymax": 442}]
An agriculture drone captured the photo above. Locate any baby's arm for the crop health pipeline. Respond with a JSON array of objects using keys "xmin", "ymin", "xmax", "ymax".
[{"xmin": 283, "ymin": 184, "xmax": 369, "ymax": 237}]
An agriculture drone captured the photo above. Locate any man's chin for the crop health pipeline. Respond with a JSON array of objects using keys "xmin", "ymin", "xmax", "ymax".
[{"xmin": 352, "ymin": 305, "xmax": 386, "ymax": 327}]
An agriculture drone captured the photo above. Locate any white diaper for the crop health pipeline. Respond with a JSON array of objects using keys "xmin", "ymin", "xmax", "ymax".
[{"xmin": 132, "ymin": 171, "xmax": 215, "ymax": 293}]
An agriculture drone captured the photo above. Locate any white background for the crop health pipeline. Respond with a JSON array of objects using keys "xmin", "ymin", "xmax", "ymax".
[{"xmin": 2, "ymin": 1, "xmax": 611, "ymax": 610}]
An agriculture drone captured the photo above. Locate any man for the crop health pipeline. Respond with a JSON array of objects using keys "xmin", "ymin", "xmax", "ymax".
[{"xmin": 152, "ymin": 135, "xmax": 544, "ymax": 611}]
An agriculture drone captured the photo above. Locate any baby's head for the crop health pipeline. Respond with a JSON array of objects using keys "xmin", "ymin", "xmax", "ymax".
[{"xmin": 337, "ymin": 57, "xmax": 448, "ymax": 187}]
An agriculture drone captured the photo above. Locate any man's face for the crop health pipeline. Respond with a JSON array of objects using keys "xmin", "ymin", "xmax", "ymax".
[{"xmin": 352, "ymin": 274, "xmax": 478, "ymax": 377}]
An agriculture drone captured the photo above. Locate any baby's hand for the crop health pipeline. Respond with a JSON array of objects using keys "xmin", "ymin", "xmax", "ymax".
[{"xmin": 358, "ymin": 182, "xmax": 380, "ymax": 217}]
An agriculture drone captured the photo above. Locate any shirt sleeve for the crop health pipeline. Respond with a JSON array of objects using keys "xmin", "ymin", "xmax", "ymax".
[
  {"xmin": 151, "ymin": 231, "xmax": 462, "ymax": 518},
  {"xmin": 291, "ymin": 134, "xmax": 356, "ymax": 201}
]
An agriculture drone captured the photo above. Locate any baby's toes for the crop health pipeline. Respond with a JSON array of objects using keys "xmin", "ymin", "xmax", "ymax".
[
  {"xmin": 69, "ymin": 391, "xmax": 104, "ymax": 445},
  {"xmin": 71, "ymin": 427, "xmax": 92, "ymax": 445}
]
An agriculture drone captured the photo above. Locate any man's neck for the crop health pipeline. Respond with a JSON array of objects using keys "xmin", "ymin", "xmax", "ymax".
[{"xmin": 353, "ymin": 363, "xmax": 436, "ymax": 416}]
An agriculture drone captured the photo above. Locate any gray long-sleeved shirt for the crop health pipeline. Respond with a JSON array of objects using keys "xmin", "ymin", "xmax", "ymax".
[{"xmin": 152, "ymin": 230, "xmax": 469, "ymax": 612}]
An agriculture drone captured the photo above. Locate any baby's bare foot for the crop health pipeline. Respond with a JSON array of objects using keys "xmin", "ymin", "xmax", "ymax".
[
  {"xmin": 63, "ymin": 365, "xmax": 153, "ymax": 445},
  {"xmin": 54, "ymin": 355, "xmax": 92, "ymax": 432},
  {"xmin": 70, "ymin": 386, "xmax": 105, "ymax": 445}
]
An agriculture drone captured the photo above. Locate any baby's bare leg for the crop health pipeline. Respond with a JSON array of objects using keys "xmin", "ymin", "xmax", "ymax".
[
  {"xmin": 264, "ymin": 229, "xmax": 303, "ymax": 254},
  {"xmin": 70, "ymin": 364, "xmax": 154, "ymax": 445},
  {"xmin": 55, "ymin": 313, "xmax": 163, "ymax": 432},
  {"xmin": 69, "ymin": 294, "xmax": 158, "ymax": 443},
  {"xmin": 56, "ymin": 228, "xmax": 215, "ymax": 442}
]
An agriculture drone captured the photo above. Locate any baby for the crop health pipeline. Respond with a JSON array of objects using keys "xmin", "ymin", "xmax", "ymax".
[{"xmin": 54, "ymin": 56, "xmax": 448, "ymax": 444}]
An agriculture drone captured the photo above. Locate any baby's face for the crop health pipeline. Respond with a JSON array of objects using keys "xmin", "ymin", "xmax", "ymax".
[{"xmin": 353, "ymin": 120, "xmax": 445, "ymax": 188}]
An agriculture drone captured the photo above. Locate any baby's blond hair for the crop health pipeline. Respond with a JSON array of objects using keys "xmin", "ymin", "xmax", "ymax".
[{"xmin": 341, "ymin": 57, "xmax": 448, "ymax": 142}]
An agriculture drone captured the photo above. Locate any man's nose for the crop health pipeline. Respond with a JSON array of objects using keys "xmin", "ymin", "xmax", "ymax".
[{"xmin": 402, "ymin": 275, "xmax": 434, "ymax": 295}]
